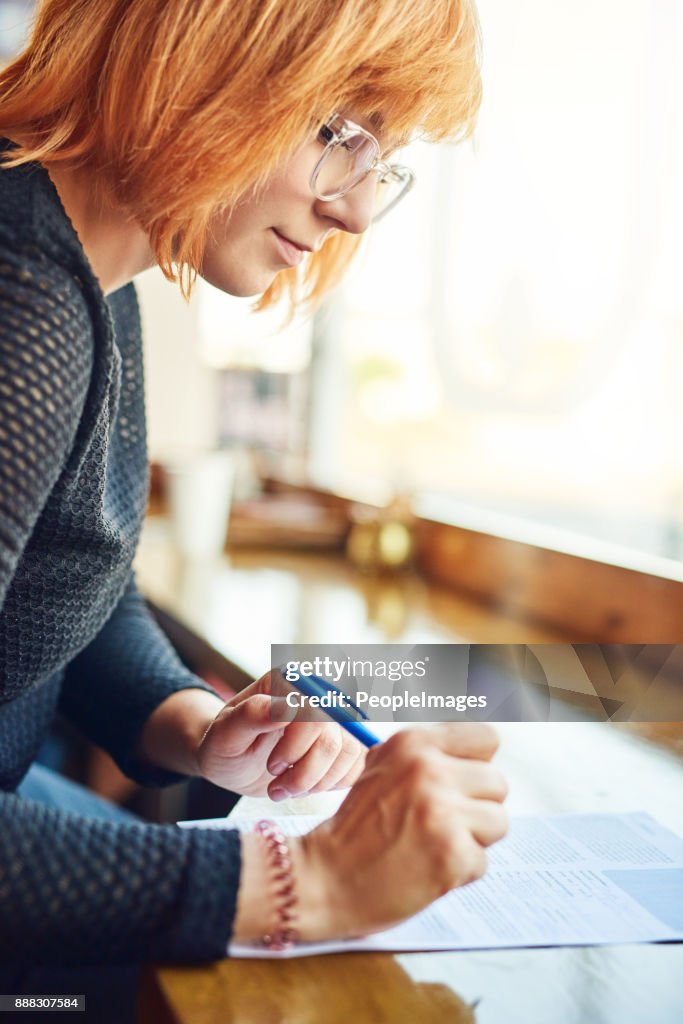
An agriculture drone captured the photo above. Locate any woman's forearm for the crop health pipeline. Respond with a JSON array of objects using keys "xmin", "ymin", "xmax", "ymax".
[{"xmin": 135, "ymin": 688, "xmax": 225, "ymax": 776}]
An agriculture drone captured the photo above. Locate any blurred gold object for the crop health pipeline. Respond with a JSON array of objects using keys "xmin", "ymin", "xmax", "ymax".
[
  {"xmin": 362, "ymin": 575, "xmax": 411, "ymax": 637},
  {"xmin": 346, "ymin": 495, "xmax": 415, "ymax": 572}
]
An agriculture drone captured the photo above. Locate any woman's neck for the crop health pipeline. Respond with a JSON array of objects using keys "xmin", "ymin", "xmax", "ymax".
[
  {"xmin": 44, "ymin": 160, "xmax": 156, "ymax": 295},
  {"xmin": 7, "ymin": 134, "xmax": 156, "ymax": 294}
]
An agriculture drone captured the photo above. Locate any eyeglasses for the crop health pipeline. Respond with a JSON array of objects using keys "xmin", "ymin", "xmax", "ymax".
[{"xmin": 311, "ymin": 113, "xmax": 415, "ymax": 223}]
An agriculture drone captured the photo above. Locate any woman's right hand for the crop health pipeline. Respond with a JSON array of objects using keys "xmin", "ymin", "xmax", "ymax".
[
  {"xmin": 292, "ymin": 723, "xmax": 508, "ymax": 941},
  {"xmin": 233, "ymin": 723, "xmax": 507, "ymax": 945}
]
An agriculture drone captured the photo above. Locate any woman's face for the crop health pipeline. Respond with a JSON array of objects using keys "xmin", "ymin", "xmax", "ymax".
[{"xmin": 199, "ymin": 117, "xmax": 380, "ymax": 297}]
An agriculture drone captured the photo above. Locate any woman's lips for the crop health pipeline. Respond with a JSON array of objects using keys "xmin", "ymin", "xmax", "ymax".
[{"xmin": 271, "ymin": 229, "xmax": 309, "ymax": 267}]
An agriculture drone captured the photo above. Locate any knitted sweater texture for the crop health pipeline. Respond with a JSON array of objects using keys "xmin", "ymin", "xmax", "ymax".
[{"xmin": 0, "ymin": 138, "xmax": 241, "ymax": 965}]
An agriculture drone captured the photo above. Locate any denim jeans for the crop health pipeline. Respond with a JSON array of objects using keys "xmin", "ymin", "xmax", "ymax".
[{"xmin": 0, "ymin": 765, "xmax": 142, "ymax": 1022}]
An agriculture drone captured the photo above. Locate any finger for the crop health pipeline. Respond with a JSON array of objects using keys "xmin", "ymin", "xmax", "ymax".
[
  {"xmin": 386, "ymin": 723, "xmax": 500, "ymax": 763},
  {"xmin": 266, "ymin": 721, "xmax": 337, "ymax": 777},
  {"xmin": 224, "ymin": 671, "xmax": 274, "ymax": 707},
  {"xmin": 267, "ymin": 726, "xmax": 344, "ymax": 799},
  {"xmin": 431, "ymin": 722, "xmax": 500, "ymax": 761},
  {"xmin": 308, "ymin": 733, "xmax": 367, "ymax": 793},
  {"xmin": 435, "ymin": 829, "xmax": 488, "ymax": 892},
  {"xmin": 459, "ymin": 840, "xmax": 487, "ymax": 886},
  {"xmin": 329, "ymin": 753, "xmax": 367, "ymax": 790},
  {"xmin": 450, "ymin": 760, "xmax": 508, "ymax": 802},
  {"xmin": 208, "ymin": 694, "xmax": 284, "ymax": 757},
  {"xmin": 465, "ymin": 798, "xmax": 509, "ymax": 847}
]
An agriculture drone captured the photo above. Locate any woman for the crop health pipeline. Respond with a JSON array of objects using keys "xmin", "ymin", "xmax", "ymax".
[{"xmin": 0, "ymin": 0, "xmax": 507, "ymax": 975}]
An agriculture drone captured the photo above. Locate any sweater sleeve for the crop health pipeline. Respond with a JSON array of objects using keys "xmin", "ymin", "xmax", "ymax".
[
  {"xmin": 0, "ymin": 244, "xmax": 93, "ymax": 609},
  {"xmin": 59, "ymin": 570, "xmax": 228, "ymax": 787},
  {"xmin": 0, "ymin": 791, "xmax": 241, "ymax": 965}
]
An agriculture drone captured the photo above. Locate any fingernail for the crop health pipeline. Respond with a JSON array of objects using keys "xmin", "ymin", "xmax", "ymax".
[
  {"xmin": 270, "ymin": 787, "xmax": 289, "ymax": 802},
  {"xmin": 269, "ymin": 762, "xmax": 288, "ymax": 776}
]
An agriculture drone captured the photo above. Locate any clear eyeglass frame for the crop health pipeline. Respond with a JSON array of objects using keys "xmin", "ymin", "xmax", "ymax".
[{"xmin": 310, "ymin": 112, "xmax": 415, "ymax": 223}]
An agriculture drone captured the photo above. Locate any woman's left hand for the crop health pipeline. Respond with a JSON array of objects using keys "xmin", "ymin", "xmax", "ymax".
[{"xmin": 194, "ymin": 671, "xmax": 367, "ymax": 799}]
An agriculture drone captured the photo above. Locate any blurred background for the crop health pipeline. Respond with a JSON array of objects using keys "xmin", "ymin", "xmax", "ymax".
[
  {"xmin": 3, "ymin": 0, "xmax": 683, "ymax": 811},
  {"xmin": 148, "ymin": 1, "xmax": 683, "ymax": 568},
  {"xmin": 137, "ymin": 0, "xmax": 683, "ymax": 559}
]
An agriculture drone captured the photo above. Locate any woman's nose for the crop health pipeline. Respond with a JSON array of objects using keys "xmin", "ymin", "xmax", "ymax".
[{"xmin": 316, "ymin": 173, "xmax": 376, "ymax": 235}]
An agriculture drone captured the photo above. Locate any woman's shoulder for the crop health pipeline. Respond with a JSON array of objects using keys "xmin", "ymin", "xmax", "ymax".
[
  {"xmin": 0, "ymin": 138, "xmax": 92, "ymax": 299},
  {"xmin": 0, "ymin": 140, "xmax": 94, "ymax": 336},
  {"xmin": 0, "ymin": 227, "xmax": 95, "ymax": 370},
  {"xmin": 0, "ymin": 137, "xmax": 41, "ymax": 245},
  {"xmin": 0, "ymin": 158, "xmax": 96, "ymax": 430},
  {"xmin": 0, "ymin": 238, "xmax": 96, "ymax": 425}
]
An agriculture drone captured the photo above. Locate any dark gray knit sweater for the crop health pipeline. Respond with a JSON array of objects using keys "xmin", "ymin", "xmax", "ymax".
[{"xmin": 0, "ymin": 137, "xmax": 241, "ymax": 965}]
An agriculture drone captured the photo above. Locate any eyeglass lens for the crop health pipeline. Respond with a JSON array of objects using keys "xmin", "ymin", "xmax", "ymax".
[
  {"xmin": 315, "ymin": 133, "xmax": 377, "ymax": 198},
  {"xmin": 316, "ymin": 132, "xmax": 411, "ymax": 220}
]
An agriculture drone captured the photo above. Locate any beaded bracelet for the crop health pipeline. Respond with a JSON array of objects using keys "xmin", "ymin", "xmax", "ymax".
[{"xmin": 254, "ymin": 819, "xmax": 299, "ymax": 950}]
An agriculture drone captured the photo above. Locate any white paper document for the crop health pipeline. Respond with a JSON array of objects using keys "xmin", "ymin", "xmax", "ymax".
[{"xmin": 179, "ymin": 811, "xmax": 683, "ymax": 958}]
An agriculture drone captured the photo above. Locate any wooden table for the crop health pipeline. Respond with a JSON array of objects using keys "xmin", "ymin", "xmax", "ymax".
[{"xmin": 134, "ymin": 521, "xmax": 683, "ymax": 1023}]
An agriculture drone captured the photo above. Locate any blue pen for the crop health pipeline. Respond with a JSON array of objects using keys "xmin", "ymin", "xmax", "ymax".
[{"xmin": 285, "ymin": 671, "xmax": 381, "ymax": 748}]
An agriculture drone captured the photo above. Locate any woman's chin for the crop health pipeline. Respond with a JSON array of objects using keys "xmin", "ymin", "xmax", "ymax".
[{"xmin": 199, "ymin": 265, "xmax": 280, "ymax": 298}]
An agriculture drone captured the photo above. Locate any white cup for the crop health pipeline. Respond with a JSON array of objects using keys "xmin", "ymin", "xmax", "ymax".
[{"xmin": 165, "ymin": 450, "xmax": 235, "ymax": 559}]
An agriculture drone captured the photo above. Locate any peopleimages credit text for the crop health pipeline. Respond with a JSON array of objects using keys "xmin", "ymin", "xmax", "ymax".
[
  {"xmin": 285, "ymin": 690, "xmax": 487, "ymax": 712},
  {"xmin": 282, "ymin": 657, "xmax": 487, "ymax": 712}
]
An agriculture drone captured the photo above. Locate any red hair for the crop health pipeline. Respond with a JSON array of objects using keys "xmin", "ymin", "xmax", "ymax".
[{"xmin": 0, "ymin": 0, "xmax": 482, "ymax": 310}]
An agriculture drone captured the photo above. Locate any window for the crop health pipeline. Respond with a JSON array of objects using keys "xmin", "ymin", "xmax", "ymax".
[{"xmin": 306, "ymin": 0, "xmax": 683, "ymax": 563}]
